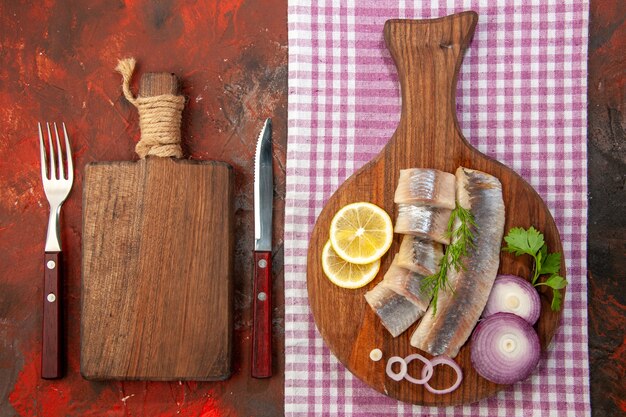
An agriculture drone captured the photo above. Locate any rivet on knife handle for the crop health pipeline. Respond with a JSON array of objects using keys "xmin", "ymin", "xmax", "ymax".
[{"xmin": 252, "ymin": 251, "xmax": 272, "ymax": 377}]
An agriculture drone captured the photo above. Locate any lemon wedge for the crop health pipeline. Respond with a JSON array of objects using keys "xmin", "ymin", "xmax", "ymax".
[
  {"xmin": 329, "ymin": 202, "xmax": 393, "ymax": 265},
  {"xmin": 321, "ymin": 240, "xmax": 380, "ymax": 289}
]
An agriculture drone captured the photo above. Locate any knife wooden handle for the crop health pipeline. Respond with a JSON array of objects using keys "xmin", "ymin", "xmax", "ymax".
[
  {"xmin": 42, "ymin": 251, "xmax": 62, "ymax": 379},
  {"xmin": 252, "ymin": 251, "xmax": 272, "ymax": 378}
]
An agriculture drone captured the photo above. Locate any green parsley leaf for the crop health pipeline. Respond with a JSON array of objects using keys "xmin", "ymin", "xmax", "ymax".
[
  {"xmin": 539, "ymin": 252, "xmax": 561, "ymax": 275},
  {"xmin": 502, "ymin": 227, "xmax": 530, "ymax": 256},
  {"xmin": 503, "ymin": 226, "xmax": 544, "ymax": 257},
  {"xmin": 535, "ymin": 247, "xmax": 543, "ymax": 277},
  {"xmin": 540, "ymin": 274, "xmax": 568, "ymax": 290},
  {"xmin": 525, "ymin": 226, "xmax": 545, "ymax": 255},
  {"xmin": 551, "ymin": 288, "xmax": 563, "ymax": 311},
  {"xmin": 502, "ymin": 226, "xmax": 567, "ymax": 311}
]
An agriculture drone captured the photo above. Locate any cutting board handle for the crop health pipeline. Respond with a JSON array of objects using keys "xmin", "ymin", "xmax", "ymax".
[
  {"xmin": 383, "ymin": 12, "xmax": 478, "ymax": 164},
  {"xmin": 116, "ymin": 58, "xmax": 186, "ymax": 159},
  {"xmin": 140, "ymin": 73, "xmax": 179, "ymax": 97}
]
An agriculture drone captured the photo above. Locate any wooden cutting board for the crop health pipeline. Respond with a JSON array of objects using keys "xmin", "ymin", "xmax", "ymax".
[
  {"xmin": 307, "ymin": 12, "xmax": 565, "ymax": 405},
  {"xmin": 81, "ymin": 72, "xmax": 234, "ymax": 380}
]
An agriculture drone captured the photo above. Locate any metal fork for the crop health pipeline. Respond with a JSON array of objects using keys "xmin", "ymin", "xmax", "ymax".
[{"xmin": 38, "ymin": 122, "xmax": 73, "ymax": 379}]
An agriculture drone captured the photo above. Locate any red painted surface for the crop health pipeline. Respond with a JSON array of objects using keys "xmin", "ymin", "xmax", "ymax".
[{"xmin": 0, "ymin": 1, "xmax": 285, "ymax": 416}]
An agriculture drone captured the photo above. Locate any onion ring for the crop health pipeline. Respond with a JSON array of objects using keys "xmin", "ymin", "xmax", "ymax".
[
  {"xmin": 483, "ymin": 275, "xmax": 541, "ymax": 325},
  {"xmin": 421, "ymin": 356, "xmax": 463, "ymax": 394},
  {"xmin": 403, "ymin": 353, "xmax": 433, "ymax": 385},
  {"xmin": 385, "ymin": 356, "xmax": 407, "ymax": 381},
  {"xmin": 470, "ymin": 312, "xmax": 540, "ymax": 384}
]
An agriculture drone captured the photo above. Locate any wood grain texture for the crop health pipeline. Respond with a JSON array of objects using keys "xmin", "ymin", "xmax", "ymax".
[
  {"xmin": 139, "ymin": 73, "xmax": 178, "ymax": 97},
  {"xmin": 306, "ymin": 12, "xmax": 565, "ymax": 406},
  {"xmin": 42, "ymin": 252, "xmax": 62, "ymax": 379},
  {"xmin": 252, "ymin": 251, "xmax": 272, "ymax": 378},
  {"xmin": 81, "ymin": 157, "xmax": 234, "ymax": 380},
  {"xmin": 81, "ymin": 73, "xmax": 235, "ymax": 380}
]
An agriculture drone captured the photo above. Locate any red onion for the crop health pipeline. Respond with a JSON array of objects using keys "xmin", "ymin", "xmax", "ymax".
[
  {"xmin": 483, "ymin": 274, "xmax": 541, "ymax": 325},
  {"xmin": 471, "ymin": 312, "xmax": 541, "ymax": 385},
  {"xmin": 386, "ymin": 356, "xmax": 407, "ymax": 381},
  {"xmin": 420, "ymin": 356, "xmax": 463, "ymax": 394},
  {"xmin": 404, "ymin": 353, "xmax": 433, "ymax": 385}
]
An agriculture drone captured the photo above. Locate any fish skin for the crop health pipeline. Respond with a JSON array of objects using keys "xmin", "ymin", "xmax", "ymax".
[
  {"xmin": 395, "ymin": 234, "xmax": 444, "ymax": 276},
  {"xmin": 383, "ymin": 257, "xmax": 431, "ymax": 311},
  {"xmin": 410, "ymin": 167, "xmax": 506, "ymax": 358},
  {"xmin": 365, "ymin": 282, "xmax": 422, "ymax": 337},
  {"xmin": 394, "ymin": 204, "xmax": 452, "ymax": 244},
  {"xmin": 394, "ymin": 168, "xmax": 456, "ymax": 209}
]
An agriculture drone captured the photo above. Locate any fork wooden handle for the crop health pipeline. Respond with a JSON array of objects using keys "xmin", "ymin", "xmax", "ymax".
[{"xmin": 42, "ymin": 251, "xmax": 62, "ymax": 379}]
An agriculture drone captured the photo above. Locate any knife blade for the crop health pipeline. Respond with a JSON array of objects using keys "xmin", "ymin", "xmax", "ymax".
[{"xmin": 252, "ymin": 118, "xmax": 273, "ymax": 378}]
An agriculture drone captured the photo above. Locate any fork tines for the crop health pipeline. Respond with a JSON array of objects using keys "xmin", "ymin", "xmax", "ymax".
[{"xmin": 38, "ymin": 122, "xmax": 73, "ymax": 182}]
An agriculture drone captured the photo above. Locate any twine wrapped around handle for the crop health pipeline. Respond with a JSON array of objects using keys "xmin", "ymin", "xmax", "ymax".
[{"xmin": 115, "ymin": 58, "xmax": 185, "ymax": 158}]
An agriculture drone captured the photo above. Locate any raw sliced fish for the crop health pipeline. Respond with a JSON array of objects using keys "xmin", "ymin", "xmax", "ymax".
[
  {"xmin": 395, "ymin": 234, "xmax": 444, "ymax": 276},
  {"xmin": 383, "ymin": 258, "xmax": 431, "ymax": 311},
  {"xmin": 365, "ymin": 282, "xmax": 421, "ymax": 337},
  {"xmin": 410, "ymin": 167, "xmax": 505, "ymax": 358},
  {"xmin": 394, "ymin": 204, "xmax": 452, "ymax": 245},
  {"xmin": 394, "ymin": 168, "xmax": 456, "ymax": 209}
]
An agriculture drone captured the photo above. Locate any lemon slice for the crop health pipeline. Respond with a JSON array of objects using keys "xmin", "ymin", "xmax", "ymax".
[
  {"xmin": 329, "ymin": 202, "xmax": 393, "ymax": 265},
  {"xmin": 321, "ymin": 240, "xmax": 380, "ymax": 289}
]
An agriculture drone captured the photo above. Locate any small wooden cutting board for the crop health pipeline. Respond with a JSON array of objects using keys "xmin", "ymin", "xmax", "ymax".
[{"xmin": 81, "ymin": 73, "xmax": 234, "ymax": 380}]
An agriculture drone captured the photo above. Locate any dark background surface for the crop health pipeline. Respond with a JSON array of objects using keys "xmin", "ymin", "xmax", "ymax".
[
  {"xmin": 586, "ymin": 1, "xmax": 625, "ymax": 416},
  {"xmin": 0, "ymin": 0, "xmax": 623, "ymax": 416}
]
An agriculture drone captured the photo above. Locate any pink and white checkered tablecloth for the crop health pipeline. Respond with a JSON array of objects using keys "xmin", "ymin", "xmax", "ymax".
[{"xmin": 285, "ymin": 1, "xmax": 590, "ymax": 416}]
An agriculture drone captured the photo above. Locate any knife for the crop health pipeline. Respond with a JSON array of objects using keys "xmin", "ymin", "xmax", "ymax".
[{"xmin": 252, "ymin": 118, "xmax": 273, "ymax": 378}]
